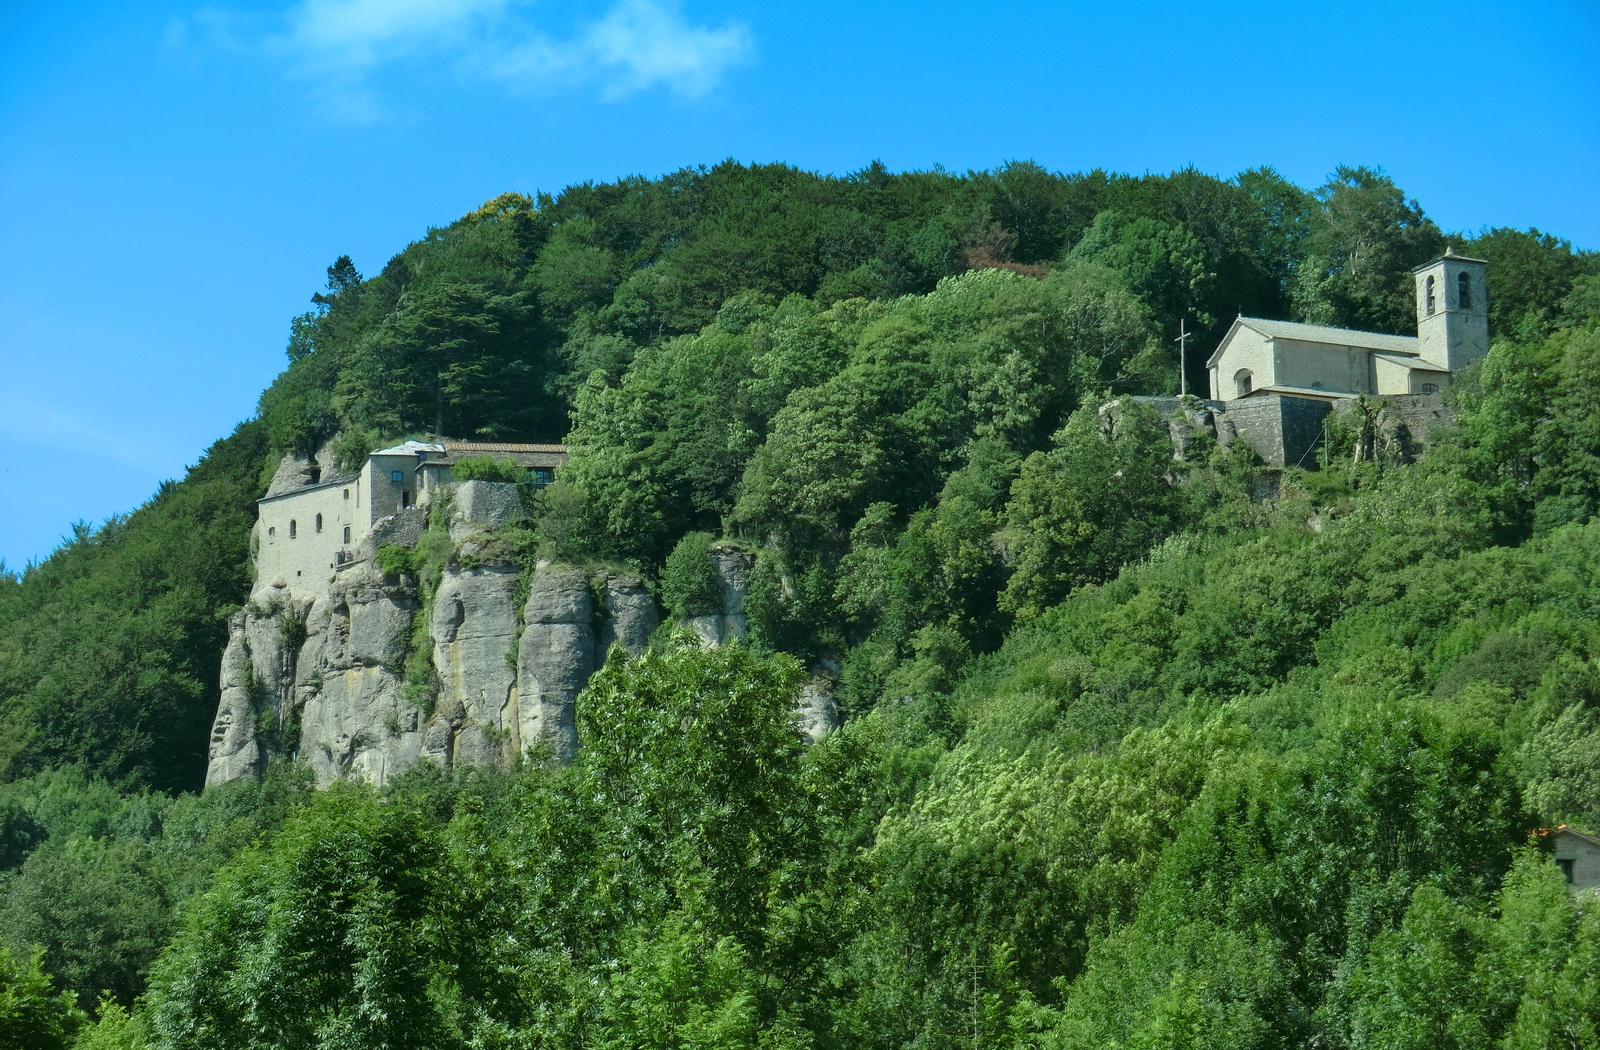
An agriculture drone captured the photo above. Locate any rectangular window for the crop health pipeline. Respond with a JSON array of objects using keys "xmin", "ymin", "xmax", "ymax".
[
  {"xmin": 391, "ymin": 470, "xmax": 405, "ymax": 483},
  {"xmin": 1557, "ymin": 858, "xmax": 1575, "ymax": 883},
  {"xmin": 343, "ymin": 526, "xmax": 351, "ymax": 543},
  {"xmin": 532, "ymin": 468, "xmax": 554, "ymax": 486}
]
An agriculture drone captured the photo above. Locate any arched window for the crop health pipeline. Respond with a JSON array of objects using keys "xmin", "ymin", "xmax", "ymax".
[
  {"xmin": 315, "ymin": 513, "xmax": 323, "ymax": 533},
  {"xmin": 289, "ymin": 520, "xmax": 297, "ymax": 539},
  {"xmin": 268, "ymin": 526, "xmax": 276, "ymax": 537},
  {"xmin": 1458, "ymin": 272, "xmax": 1471, "ymax": 308},
  {"xmin": 1425, "ymin": 275, "xmax": 1436, "ymax": 315},
  {"xmin": 1420, "ymin": 382, "xmax": 1439, "ymax": 395},
  {"xmin": 1233, "ymin": 369, "xmax": 1253, "ymax": 398}
]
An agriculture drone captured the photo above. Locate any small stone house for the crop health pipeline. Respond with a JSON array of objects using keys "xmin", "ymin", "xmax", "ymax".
[
  {"xmin": 255, "ymin": 439, "xmax": 568, "ymax": 600},
  {"xmin": 1551, "ymin": 825, "xmax": 1600, "ymax": 893},
  {"xmin": 1207, "ymin": 250, "xmax": 1488, "ymax": 402}
]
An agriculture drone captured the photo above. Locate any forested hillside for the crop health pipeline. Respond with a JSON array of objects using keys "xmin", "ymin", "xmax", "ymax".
[{"xmin": 3, "ymin": 160, "xmax": 1600, "ymax": 1049}]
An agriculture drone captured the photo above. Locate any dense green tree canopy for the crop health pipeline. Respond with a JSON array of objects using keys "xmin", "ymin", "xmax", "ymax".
[{"xmin": 2, "ymin": 160, "xmax": 1599, "ymax": 1048}]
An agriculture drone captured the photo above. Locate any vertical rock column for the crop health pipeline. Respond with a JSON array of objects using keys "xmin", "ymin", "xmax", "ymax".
[
  {"xmin": 516, "ymin": 565, "xmax": 594, "ymax": 760},
  {"xmin": 596, "ymin": 572, "xmax": 661, "ymax": 660},
  {"xmin": 205, "ymin": 612, "xmax": 263, "ymax": 786},
  {"xmin": 426, "ymin": 563, "xmax": 521, "ymax": 769}
]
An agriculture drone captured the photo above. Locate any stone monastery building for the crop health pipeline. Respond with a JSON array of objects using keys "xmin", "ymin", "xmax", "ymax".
[
  {"xmin": 1145, "ymin": 250, "xmax": 1491, "ymax": 470},
  {"xmin": 1208, "ymin": 250, "xmax": 1489, "ymax": 401},
  {"xmin": 255, "ymin": 440, "xmax": 567, "ymax": 599}
]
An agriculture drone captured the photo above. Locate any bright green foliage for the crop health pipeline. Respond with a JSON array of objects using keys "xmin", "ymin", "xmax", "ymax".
[
  {"xmin": 0, "ymin": 946, "xmax": 82, "ymax": 1050},
  {"xmin": 1343, "ymin": 851, "xmax": 1600, "ymax": 1048},
  {"xmin": 999, "ymin": 400, "xmax": 1184, "ymax": 619},
  {"xmin": 147, "ymin": 788, "xmax": 449, "ymax": 1050},
  {"xmin": 71, "ymin": 997, "xmax": 148, "ymax": 1050},
  {"xmin": 448, "ymin": 454, "xmax": 527, "ymax": 483},
  {"xmin": 660, "ymin": 531, "xmax": 722, "ymax": 617}
]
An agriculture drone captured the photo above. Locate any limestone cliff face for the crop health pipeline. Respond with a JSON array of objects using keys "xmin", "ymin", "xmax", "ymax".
[
  {"xmin": 206, "ymin": 478, "xmax": 833, "ymax": 789},
  {"xmin": 686, "ymin": 544, "xmax": 755, "ymax": 646},
  {"xmin": 298, "ymin": 565, "xmax": 422, "ymax": 785}
]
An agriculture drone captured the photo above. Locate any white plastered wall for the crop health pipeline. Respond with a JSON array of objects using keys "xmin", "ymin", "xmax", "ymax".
[
  {"xmin": 1211, "ymin": 328, "xmax": 1275, "ymax": 398},
  {"xmin": 254, "ymin": 481, "xmax": 363, "ymax": 601}
]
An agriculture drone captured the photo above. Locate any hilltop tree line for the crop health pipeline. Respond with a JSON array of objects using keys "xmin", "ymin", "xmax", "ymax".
[{"xmin": 1, "ymin": 160, "xmax": 1599, "ymax": 1048}]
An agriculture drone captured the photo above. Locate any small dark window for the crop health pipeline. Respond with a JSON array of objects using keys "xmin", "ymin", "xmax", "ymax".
[
  {"xmin": 1420, "ymin": 383, "xmax": 1439, "ymax": 395},
  {"xmin": 268, "ymin": 526, "xmax": 276, "ymax": 537},
  {"xmin": 1425, "ymin": 275, "xmax": 1436, "ymax": 315},
  {"xmin": 315, "ymin": 513, "xmax": 323, "ymax": 533},
  {"xmin": 343, "ymin": 488, "xmax": 350, "ymax": 500},
  {"xmin": 1557, "ymin": 858, "xmax": 1575, "ymax": 883},
  {"xmin": 391, "ymin": 470, "xmax": 405, "ymax": 483},
  {"xmin": 289, "ymin": 520, "xmax": 297, "ymax": 539},
  {"xmin": 343, "ymin": 526, "xmax": 351, "ymax": 543},
  {"xmin": 1458, "ymin": 272, "xmax": 1472, "ymax": 309}
]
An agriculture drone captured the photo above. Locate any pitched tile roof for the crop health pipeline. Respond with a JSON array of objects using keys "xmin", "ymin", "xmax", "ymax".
[
  {"xmin": 442, "ymin": 441, "xmax": 570, "ymax": 454},
  {"xmin": 1238, "ymin": 317, "xmax": 1421, "ymax": 355}
]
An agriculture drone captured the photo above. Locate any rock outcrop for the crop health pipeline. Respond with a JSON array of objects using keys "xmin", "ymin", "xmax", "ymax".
[
  {"xmin": 296, "ymin": 563, "xmax": 421, "ymax": 786},
  {"xmin": 686, "ymin": 544, "xmax": 756, "ymax": 646},
  {"xmin": 206, "ymin": 477, "xmax": 833, "ymax": 789},
  {"xmin": 427, "ymin": 561, "xmax": 521, "ymax": 768},
  {"xmin": 516, "ymin": 564, "xmax": 594, "ymax": 761},
  {"xmin": 448, "ymin": 481, "xmax": 529, "ymax": 541}
]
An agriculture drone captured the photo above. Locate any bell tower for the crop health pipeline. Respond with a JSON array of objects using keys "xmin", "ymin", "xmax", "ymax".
[{"xmin": 1414, "ymin": 248, "xmax": 1488, "ymax": 371}]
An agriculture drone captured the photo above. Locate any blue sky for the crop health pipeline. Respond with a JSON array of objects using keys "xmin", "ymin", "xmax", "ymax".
[{"xmin": 2, "ymin": 0, "xmax": 1597, "ymax": 569}]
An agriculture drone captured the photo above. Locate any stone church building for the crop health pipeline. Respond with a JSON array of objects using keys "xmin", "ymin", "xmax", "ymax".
[
  {"xmin": 1208, "ymin": 250, "xmax": 1489, "ymax": 402},
  {"xmin": 1133, "ymin": 250, "xmax": 1489, "ymax": 468}
]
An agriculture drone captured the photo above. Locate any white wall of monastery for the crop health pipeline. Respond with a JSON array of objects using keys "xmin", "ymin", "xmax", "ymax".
[
  {"xmin": 1211, "ymin": 328, "xmax": 1276, "ymax": 399},
  {"xmin": 255, "ymin": 480, "xmax": 363, "ymax": 600}
]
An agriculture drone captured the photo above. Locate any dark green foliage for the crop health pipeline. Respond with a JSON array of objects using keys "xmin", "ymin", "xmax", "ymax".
[
  {"xmin": 0, "ymin": 765, "xmax": 310, "ymax": 1010},
  {"xmin": 0, "ymin": 421, "xmax": 268, "ymax": 792},
  {"xmin": 1293, "ymin": 165, "xmax": 1447, "ymax": 334}
]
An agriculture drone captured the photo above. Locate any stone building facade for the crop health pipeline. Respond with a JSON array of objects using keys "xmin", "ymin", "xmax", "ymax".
[
  {"xmin": 254, "ymin": 440, "xmax": 568, "ymax": 602},
  {"xmin": 1207, "ymin": 250, "xmax": 1487, "ymax": 402},
  {"xmin": 1552, "ymin": 826, "xmax": 1600, "ymax": 894}
]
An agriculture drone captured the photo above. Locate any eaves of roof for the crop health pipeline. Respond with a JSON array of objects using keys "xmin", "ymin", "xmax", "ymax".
[{"xmin": 257, "ymin": 473, "xmax": 360, "ymax": 505}]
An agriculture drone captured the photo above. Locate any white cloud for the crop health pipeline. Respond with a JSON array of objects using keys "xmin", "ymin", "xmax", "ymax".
[
  {"xmin": 261, "ymin": 0, "xmax": 753, "ymax": 119},
  {"xmin": 284, "ymin": 0, "xmax": 511, "ymax": 71},
  {"xmin": 580, "ymin": 0, "xmax": 754, "ymax": 99}
]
